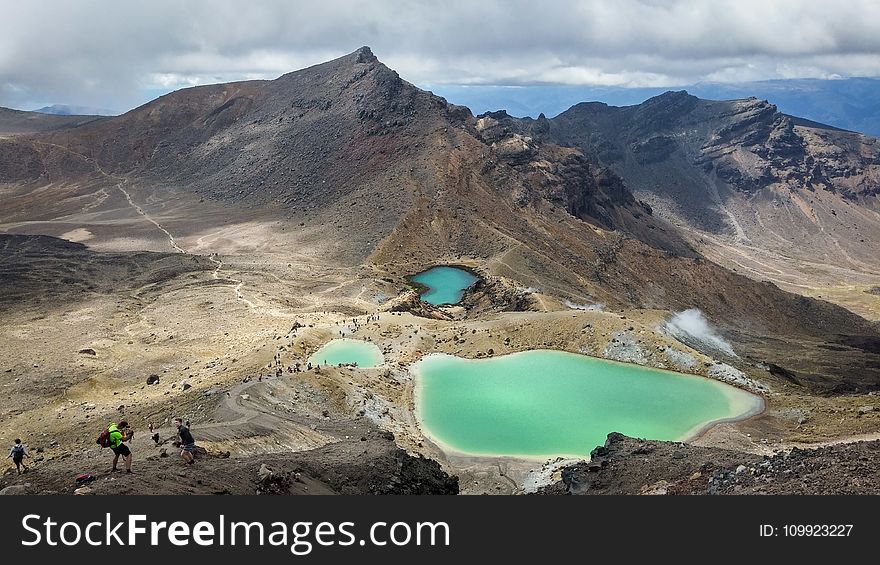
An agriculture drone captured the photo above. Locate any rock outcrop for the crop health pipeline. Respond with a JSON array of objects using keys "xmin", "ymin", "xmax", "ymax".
[{"xmin": 541, "ymin": 432, "xmax": 880, "ymax": 495}]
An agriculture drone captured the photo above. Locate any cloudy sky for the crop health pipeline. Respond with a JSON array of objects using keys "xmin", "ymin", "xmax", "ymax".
[{"xmin": 3, "ymin": 0, "xmax": 880, "ymax": 112}]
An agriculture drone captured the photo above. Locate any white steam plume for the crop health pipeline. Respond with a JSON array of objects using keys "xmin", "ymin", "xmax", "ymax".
[{"xmin": 662, "ymin": 308, "xmax": 737, "ymax": 358}]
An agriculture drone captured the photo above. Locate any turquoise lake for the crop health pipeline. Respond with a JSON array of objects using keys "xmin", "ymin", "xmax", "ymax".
[
  {"xmin": 308, "ymin": 339, "xmax": 384, "ymax": 368},
  {"xmin": 413, "ymin": 350, "xmax": 761, "ymax": 458},
  {"xmin": 411, "ymin": 266, "xmax": 479, "ymax": 306}
]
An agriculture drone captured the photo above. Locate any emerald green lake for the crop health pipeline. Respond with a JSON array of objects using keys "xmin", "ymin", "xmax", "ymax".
[
  {"xmin": 413, "ymin": 350, "xmax": 761, "ymax": 458},
  {"xmin": 308, "ymin": 339, "xmax": 384, "ymax": 368},
  {"xmin": 411, "ymin": 266, "xmax": 479, "ymax": 306}
]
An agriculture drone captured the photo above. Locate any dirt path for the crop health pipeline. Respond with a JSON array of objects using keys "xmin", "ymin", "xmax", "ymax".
[
  {"xmin": 30, "ymin": 140, "xmax": 186, "ymax": 254},
  {"xmin": 198, "ymin": 379, "xmax": 276, "ymax": 433},
  {"xmin": 114, "ymin": 179, "xmax": 186, "ymax": 253},
  {"xmin": 782, "ymin": 431, "xmax": 880, "ymax": 451},
  {"xmin": 27, "ymin": 138, "xmax": 270, "ymax": 319},
  {"xmin": 164, "ymin": 378, "xmax": 332, "ymax": 453},
  {"xmin": 182, "ymin": 377, "xmax": 337, "ymax": 453},
  {"xmin": 208, "ymin": 254, "xmax": 256, "ymax": 309},
  {"xmin": 488, "ymin": 243, "xmax": 584, "ymax": 308}
]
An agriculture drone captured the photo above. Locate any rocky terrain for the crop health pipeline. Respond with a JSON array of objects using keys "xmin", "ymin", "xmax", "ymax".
[
  {"xmin": 0, "ymin": 234, "xmax": 211, "ymax": 312},
  {"xmin": 0, "ymin": 48, "xmax": 879, "ymax": 495},
  {"xmin": 493, "ymin": 92, "xmax": 880, "ymax": 319},
  {"xmin": 541, "ymin": 432, "xmax": 880, "ymax": 495},
  {"xmin": 1, "ymin": 427, "xmax": 458, "ymax": 496}
]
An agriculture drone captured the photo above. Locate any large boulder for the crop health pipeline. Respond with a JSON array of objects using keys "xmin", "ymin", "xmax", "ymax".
[{"xmin": 0, "ymin": 484, "xmax": 32, "ymax": 495}]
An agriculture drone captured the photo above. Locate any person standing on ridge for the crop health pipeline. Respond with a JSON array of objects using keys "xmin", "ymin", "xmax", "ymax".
[
  {"xmin": 174, "ymin": 417, "xmax": 197, "ymax": 466},
  {"xmin": 108, "ymin": 421, "xmax": 133, "ymax": 474},
  {"xmin": 7, "ymin": 439, "xmax": 28, "ymax": 474}
]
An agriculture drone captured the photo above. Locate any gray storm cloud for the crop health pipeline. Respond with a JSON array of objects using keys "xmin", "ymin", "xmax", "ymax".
[{"xmin": 2, "ymin": 0, "xmax": 879, "ymax": 111}]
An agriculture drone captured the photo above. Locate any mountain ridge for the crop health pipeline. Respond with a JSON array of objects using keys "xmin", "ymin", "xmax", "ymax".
[
  {"xmin": 429, "ymin": 77, "xmax": 880, "ymax": 136},
  {"xmin": 486, "ymin": 88, "xmax": 880, "ymax": 319}
]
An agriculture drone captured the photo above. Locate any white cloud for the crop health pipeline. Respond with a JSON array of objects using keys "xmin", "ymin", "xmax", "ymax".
[
  {"xmin": 148, "ymin": 74, "xmax": 203, "ymax": 89},
  {"xmin": 1, "ymin": 0, "xmax": 879, "ymax": 111}
]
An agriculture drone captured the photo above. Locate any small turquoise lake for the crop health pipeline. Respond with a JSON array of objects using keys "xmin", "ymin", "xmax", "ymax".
[
  {"xmin": 411, "ymin": 266, "xmax": 479, "ymax": 306},
  {"xmin": 413, "ymin": 350, "xmax": 761, "ymax": 458},
  {"xmin": 308, "ymin": 339, "xmax": 384, "ymax": 368}
]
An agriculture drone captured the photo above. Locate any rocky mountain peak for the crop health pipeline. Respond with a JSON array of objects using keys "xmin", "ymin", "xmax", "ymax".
[
  {"xmin": 567, "ymin": 101, "xmax": 610, "ymax": 115},
  {"xmin": 355, "ymin": 45, "xmax": 378, "ymax": 64},
  {"xmin": 645, "ymin": 89, "xmax": 696, "ymax": 103},
  {"xmin": 635, "ymin": 90, "xmax": 699, "ymax": 125}
]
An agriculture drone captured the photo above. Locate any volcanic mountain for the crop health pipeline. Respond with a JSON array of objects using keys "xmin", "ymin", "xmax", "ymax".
[
  {"xmin": 1, "ymin": 46, "xmax": 878, "ymax": 391},
  {"xmin": 1, "ymin": 47, "xmax": 687, "ymax": 262}
]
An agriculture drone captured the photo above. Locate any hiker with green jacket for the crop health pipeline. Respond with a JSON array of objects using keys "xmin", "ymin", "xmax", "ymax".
[{"xmin": 108, "ymin": 421, "xmax": 133, "ymax": 474}]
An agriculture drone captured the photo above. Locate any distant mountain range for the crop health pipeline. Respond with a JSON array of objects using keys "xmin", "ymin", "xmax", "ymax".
[
  {"xmin": 429, "ymin": 78, "xmax": 880, "ymax": 137},
  {"xmin": 0, "ymin": 106, "xmax": 104, "ymax": 134},
  {"xmin": 33, "ymin": 104, "xmax": 117, "ymax": 117}
]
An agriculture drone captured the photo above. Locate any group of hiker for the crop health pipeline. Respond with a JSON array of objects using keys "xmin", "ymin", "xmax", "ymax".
[
  {"xmin": 7, "ymin": 417, "xmax": 197, "ymax": 476},
  {"xmin": 105, "ymin": 417, "xmax": 197, "ymax": 473},
  {"xmin": 263, "ymin": 352, "xmax": 290, "ymax": 379}
]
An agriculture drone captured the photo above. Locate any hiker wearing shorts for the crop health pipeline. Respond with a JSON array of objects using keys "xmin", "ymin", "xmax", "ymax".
[
  {"xmin": 7, "ymin": 439, "xmax": 28, "ymax": 474},
  {"xmin": 174, "ymin": 417, "xmax": 196, "ymax": 466},
  {"xmin": 108, "ymin": 421, "xmax": 133, "ymax": 474}
]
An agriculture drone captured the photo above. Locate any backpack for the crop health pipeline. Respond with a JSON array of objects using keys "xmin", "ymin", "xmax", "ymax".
[
  {"xmin": 11, "ymin": 444, "xmax": 24, "ymax": 458},
  {"xmin": 96, "ymin": 428, "xmax": 111, "ymax": 448}
]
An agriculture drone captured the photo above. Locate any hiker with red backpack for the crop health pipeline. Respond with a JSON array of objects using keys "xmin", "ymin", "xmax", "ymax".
[{"xmin": 98, "ymin": 421, "xmax": 133, "ymax": 474}]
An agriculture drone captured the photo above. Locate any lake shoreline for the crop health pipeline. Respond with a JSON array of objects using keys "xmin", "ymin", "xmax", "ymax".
[
  {"xmin": 407, "ymin": 264, "xmax": 481, "ymax": 306},
  {"xmin": 308, "ymin": 338, "xmax": 385, "ymax": 368},
  {"xmin": 411, "ymin": 349, "xmax": 765, "ymax": 461}
]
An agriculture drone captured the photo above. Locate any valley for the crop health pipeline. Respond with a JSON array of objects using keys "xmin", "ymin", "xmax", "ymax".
[{"xmin": 1, "ymin": 48, "xmax": 878, "ymax": 495}]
